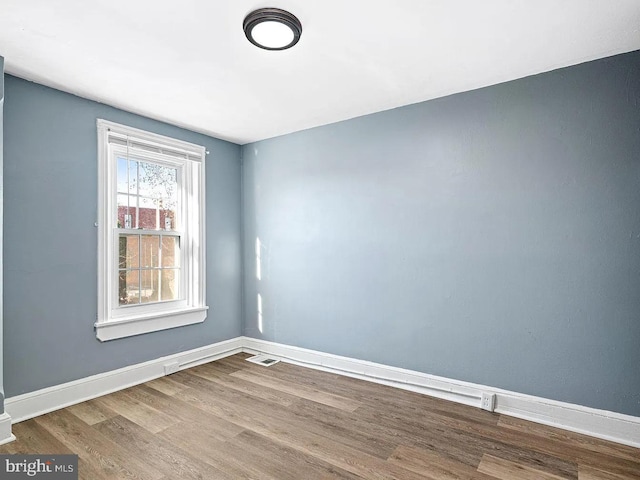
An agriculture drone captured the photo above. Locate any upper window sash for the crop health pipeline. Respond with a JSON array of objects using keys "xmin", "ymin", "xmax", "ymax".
[{"xmin": 112, "ymin": 147, "xmax": 184, "ymax": 232}]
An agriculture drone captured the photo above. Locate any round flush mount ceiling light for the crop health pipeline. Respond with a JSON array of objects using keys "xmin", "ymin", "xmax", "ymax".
[{"xmin": 243, "ymin": 8, "xmax": 302, "ymax": 51}]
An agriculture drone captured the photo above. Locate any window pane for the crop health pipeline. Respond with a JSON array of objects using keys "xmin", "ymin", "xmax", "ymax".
[
  {"xmin": 115, "ymin": 160, "xmax": 140, "ymax": 228},
  {"xmin": 138, "ymin": 196, "xmax": 158, "ymax": 230},
  {"xmin": 160, "ymin": 201, "xmax": 177, "ymax": 231},
  {"xmin": 140, "ymin": 235, "xmax": 159, "ymax": 268},
  {"xmin": 119, "ymin": 270, "xmax": 140, "ymax": 306},
  {"xmin": 117, "ymin": 193, "xmax": 136, "ymax": 229},
  {"xmin": 138, "ymin": 162, "xmax": 177, "ymax": 198},
  {"xmin": 129, "ymin": 160, "xmax": 139, "ymax": 193},
  {"xmin": 140, "ymin": 270, "xmax": 159, "ymax": 303},
  {"xmin": 117, "ymin": 157, "xmax": 138, "ymax": 195},
  {"xmin": 161, "ymin": 236, "xmax": 179, "ymax": 267},
  {"xmin": 160, "ymin": 269, "xmax": 179, "ymax": 301},
  {"xmin": 138, "ymin": 162, "xmax": 178, "ymax": 230},
  {"xmin": 117, "ymin": 158, "xmax": 128, "ymax": 193},
  {"xmin": 118, "ymin": 235, "xmax": 139, "ymax": 268}
]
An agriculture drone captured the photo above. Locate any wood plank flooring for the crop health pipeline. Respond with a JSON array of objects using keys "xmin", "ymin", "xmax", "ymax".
[{"xmin": 1, "ymin": 353, "xmax": 638, "ymax": 479}]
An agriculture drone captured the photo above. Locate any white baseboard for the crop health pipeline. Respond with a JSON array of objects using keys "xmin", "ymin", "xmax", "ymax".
[
  {"xmin": 240, "ymin": 337, "xmax": 640, "ymax": 449},
  {"xmin": 0, "ymin": 413, "xmax": 15, "ymax": 445},
  {"xmin": 4, "ymin": 335, "xmax": 639, "ymax": 449},
  {"xmin": 242, "ymin": 337, "xmax": 483, "ymax": 407},
  {"xmin": 5, "ymin": 337, "xmax": 243, "ymax": 424},
  {"xmin": 494, "ymin": 395, "xmax": 640, "ymax": 448}
]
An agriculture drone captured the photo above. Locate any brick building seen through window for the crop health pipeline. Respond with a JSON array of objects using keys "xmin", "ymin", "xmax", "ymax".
[{"xmin": 117, "ymin": 206, "xmax": 179, "ymax": 306}]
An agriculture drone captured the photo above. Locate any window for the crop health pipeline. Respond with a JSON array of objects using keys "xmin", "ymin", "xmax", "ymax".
[{"xmin": 96, "ymin": 119, "xmax": 207, "ymax": 341}]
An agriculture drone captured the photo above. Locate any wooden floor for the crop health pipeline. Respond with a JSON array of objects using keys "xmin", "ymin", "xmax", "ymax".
[{"xmin": 1, "ymin": 353, "xmax": 638, "ymax": 479}]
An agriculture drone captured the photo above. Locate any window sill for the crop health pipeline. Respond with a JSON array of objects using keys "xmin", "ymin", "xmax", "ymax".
[{"xmin": 95, "ymin": 306, "xmax": 209, "ymax": 341}]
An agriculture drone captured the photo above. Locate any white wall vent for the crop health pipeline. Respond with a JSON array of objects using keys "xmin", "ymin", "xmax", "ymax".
[{"xmin": 246, "ymin": 354, "xmax": 280, "ymax": 367}]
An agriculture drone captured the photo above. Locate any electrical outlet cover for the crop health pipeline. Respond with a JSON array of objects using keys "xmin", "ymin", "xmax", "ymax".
[
  {"xmin": 481, "ymin": 392, "xmax": 496, "ymax": 412},
  {"xmin": 164, "ymin": 362, "xmax": 180, "ymax": 375}
]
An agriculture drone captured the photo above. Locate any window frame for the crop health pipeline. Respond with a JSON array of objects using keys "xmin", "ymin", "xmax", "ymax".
[{"xmin": 96, "ymin": 119, "xmax": 207, "ymax": 341}]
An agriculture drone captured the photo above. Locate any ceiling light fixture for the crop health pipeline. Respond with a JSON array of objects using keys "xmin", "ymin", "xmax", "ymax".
[{"xmin": 243, "ymin": 8, "xmax": 302, "ymax": 51}]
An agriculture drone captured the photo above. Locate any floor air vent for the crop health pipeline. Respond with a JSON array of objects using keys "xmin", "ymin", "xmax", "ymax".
[{"xmin": 246, "ymin": 354, "xmax": 281, "ymax": 367}]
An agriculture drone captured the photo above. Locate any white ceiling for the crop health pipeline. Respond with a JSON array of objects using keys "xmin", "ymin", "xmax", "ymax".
[{"xmin": 1, "ymin": 1, "xmax": 639, "ymax": 144}]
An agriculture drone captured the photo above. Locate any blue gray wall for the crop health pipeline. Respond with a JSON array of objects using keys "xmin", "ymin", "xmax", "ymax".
[
  {"xmin": 3, "ymin": 76, "xmax": 242, "ymax": 397},
  {"xmin": 242, "ymin": 50, "xmax": 640, "ymax": 417}
]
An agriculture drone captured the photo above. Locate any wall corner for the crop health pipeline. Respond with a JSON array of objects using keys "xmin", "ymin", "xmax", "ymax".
[{"xmin": 0, "ymin": 57, "xmax": 11, "ymax": 444}]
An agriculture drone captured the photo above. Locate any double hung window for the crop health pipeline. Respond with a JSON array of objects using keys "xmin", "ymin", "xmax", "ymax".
[{"xmin": 96, "ymin": 120, "xmax": 207, "ymax": 341}]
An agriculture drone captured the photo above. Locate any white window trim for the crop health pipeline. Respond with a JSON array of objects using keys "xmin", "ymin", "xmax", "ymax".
[{"xmin": 96, "ymin": 119, "xmax": 208, "ymax": 341}]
